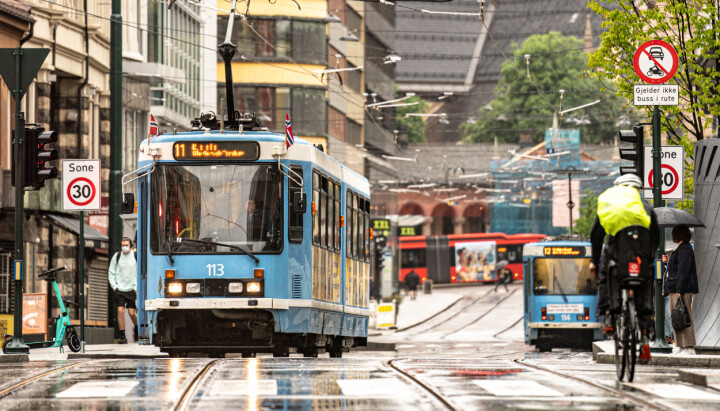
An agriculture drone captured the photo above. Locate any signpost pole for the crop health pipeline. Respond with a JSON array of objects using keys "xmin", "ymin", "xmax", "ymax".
[
  {"xmin": 9, "ymin": 47, "xmax": 29, "ymax": 353},
  {"xmin": 651, "ymin": 105, "xmax": 670, "ymax": 351},
  {"xmin": 79, "ymin": 210, "xmax": 85, "ymax": 345}
]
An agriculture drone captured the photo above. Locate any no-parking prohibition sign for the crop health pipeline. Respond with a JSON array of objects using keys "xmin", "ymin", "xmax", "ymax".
[
  {"xmin": 642, "ymin": 146, "xmax": 684, "ymax": 200},
  {"xmin": 62, "ymin": 160, "xmax": 101, "ymax": 211}
]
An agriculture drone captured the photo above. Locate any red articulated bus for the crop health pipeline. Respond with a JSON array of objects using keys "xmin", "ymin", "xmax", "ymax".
[{"xmin": 399, "ymin": 232, "xmax": 547, "ymax": 285}]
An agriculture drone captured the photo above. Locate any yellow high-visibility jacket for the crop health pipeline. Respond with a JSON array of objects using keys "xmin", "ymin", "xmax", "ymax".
[{"xmin": 597, "ymin": 185, "xmax": 651, "ymax": 236}]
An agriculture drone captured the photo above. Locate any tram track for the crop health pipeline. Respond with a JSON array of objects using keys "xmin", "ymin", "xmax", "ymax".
[
  {"xmin": 0, "ymin": 359, "xmax": 104, "ymax": 399},
  {"xmin": 440, "ymin": 287, "xmax": 520, "ymax": 339},
  {"xmin": 514, "ymin": 359, "xmax": 664, "ymax": 411},
  {"xmin": 397, "ymin": 288, "xmax": 495, "ymax": 336},
  {"xmin": 492, "ymin": 315, "xmax": 524, "ymax": 339},
  {"xmin": 172, "ymin": 359, "xmax": 222, "ymax": 411},
  {"xmin": 387, "ymin": 359, "xmax": 458, "ymax": 411}
]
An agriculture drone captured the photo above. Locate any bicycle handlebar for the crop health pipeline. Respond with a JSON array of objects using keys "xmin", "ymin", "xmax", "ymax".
[{"xmin": 38, "ymin": 266, "xmax": 67, "ymax": 278}]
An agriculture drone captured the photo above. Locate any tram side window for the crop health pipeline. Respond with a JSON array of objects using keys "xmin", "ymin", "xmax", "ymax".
[
  {"xmin": 362, "ymin": 198, "xmax": 370, "ymax": 261},
  {"xmin": 288, "ymin": 166, "xmax": 303, "ymax": 243},
  {"xmin": 312, "ymin": 172, "xmax": 319, "ymax": 245},
  {"xmin": 358, "ymin": 198, "xmax": 365, "ymax": 261},
  {"xmin": 328, "ymin": 180, "xmax": 334, "ymax": 251},
  {"xmin": 334, "ymin": 184, "xmax": 341, "ymax": 251},
  {"xmin": 320, "ymin": 176, "xmax": 328, "ymax": 248},
  {"xmin": 352, "ymin": 193, "xmax": 359, "ymax": 259},
  {"xmin": 401, "ymin": 249, "xmax": 426, "ymax": 268},
  {"xmin": 346, "ymin": 191, "xmax": 352, "ymax": 257}
]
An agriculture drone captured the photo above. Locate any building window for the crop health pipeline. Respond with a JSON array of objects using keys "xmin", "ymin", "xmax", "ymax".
[
  {"xmin": 346, "ymin": 119, "xmax": 362, "ymax": 146},
  {"xmin": 218, "ymin": 86, "xmax": 327, "ymax": 136},
  {"xmin": 346, "ymin": 63, "xmax": 362, "ymax": 93},
  {"xmin": 217, "ymin": 17, "xmax": 327, "ymax": 65}
]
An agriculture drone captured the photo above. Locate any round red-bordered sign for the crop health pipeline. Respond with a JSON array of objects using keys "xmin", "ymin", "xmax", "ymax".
[
  {"xmin": 647, "ymin": 164, "xmax": 680, "ymax": 195},
  {"xmin": 633, "ymin": 40, "xmax": 678, "ymax": 84},
  {"xmin": 66, "ymin": 177, "xmax": 96, "ymax": 206}
]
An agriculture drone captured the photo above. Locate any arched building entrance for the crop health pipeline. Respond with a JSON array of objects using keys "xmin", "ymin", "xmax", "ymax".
[{"xmin": 463, "ymin": 203, "xmax": 486, "ymax": 233}]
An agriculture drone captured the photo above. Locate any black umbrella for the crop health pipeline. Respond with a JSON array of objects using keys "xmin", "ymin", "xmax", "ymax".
[{"xmin": 653, "ymin": 207, "xmax": 705, "ymax": 228}]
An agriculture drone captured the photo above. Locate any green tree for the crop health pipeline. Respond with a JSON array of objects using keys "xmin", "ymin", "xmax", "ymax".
[
  {"xmin": 574, "ymin": 190, "xmax": 598, "ymax": 239},
  {"xmin": 461, "ymin": 32, "xmax": 632, "ymax": 144},
  {"xmin": 588, "ymin": 1, "xmax": 718, "ymax": 143},
  {"xmin": 395, "ymin": 96, "xmax": 430, "ymax": 143},
  {"xmin": 587, "ymin": 1, "xmax": 718, "ymax": 210}
]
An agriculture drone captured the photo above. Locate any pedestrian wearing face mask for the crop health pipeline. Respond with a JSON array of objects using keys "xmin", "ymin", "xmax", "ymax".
[{"xmin": 109, "ymin": 237, "xmax": 138, "ymax": 344}]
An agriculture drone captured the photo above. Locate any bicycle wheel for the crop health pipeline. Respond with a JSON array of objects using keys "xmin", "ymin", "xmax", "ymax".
[
  {"xmin": 614, "ymin": 314, "xmax": 625, "ymax": 381},
  {"xmin": 626, "ymin": 302, "xmax": 638, "ymax": 382}
]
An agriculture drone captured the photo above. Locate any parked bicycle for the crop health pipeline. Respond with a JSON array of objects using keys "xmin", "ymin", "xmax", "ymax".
[{"xmin": 2, "ymin": 266, "xmax": 82, "ymax": 353}]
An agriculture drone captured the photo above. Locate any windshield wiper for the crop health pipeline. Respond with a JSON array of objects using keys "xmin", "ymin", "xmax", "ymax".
[
  {"xmin": 553, "ymin": 272, "xmax": 568, "ymax": 303},
  {"xmin": 165, "ymin": 238, "xmax": 175, "ymax": 265},
  {"xmin": 175, "ymin": 238, "xmax": 259, "ymax": 265}
]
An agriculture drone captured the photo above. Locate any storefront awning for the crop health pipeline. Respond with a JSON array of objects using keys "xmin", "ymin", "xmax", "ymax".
[{"xmin": 47, "ymin": 214, "xmax": 109, "ymax": 248}]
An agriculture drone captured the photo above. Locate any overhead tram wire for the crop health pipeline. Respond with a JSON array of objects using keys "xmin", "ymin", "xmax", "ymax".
[
  {"xmin": 39, "ymin": 0, "xmax": 374, "ymax": 116},
  {"xmin": 44, "ymin": 0, "xmax": 618, "ymax": 134}
]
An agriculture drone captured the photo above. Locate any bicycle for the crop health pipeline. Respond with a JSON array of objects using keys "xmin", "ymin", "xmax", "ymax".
[
  {"xmin": 613, "ymin": 288, "xmax": 641, "ymax": 382},
  {"xmin": 2, "ymin": 266, "xmax": 82, "ymax": 354}
]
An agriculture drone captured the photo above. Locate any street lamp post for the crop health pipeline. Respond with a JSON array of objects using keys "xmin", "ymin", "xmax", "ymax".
[{"xmin": 552, "ymin": 166, "xmax": 588, "ymax": 236}]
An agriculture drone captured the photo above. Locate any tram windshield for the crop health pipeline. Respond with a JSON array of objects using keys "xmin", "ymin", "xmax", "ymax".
[
  {"xmin": 532, "ymin": 258, "xmax": 596, "ymax": 295},
  {"xmin": 150, "ymin": 164, "xmax": 283, "ymax": 254}
]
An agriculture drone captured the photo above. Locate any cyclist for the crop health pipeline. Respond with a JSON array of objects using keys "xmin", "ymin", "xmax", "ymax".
[{"xmin": 589, "ymin": 174, "xmax": 659, "ymax": 364}]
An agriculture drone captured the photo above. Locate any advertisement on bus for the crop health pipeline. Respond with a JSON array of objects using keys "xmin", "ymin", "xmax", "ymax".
[{"xmin": 455, "ymin": 241, "xmax": 497, "ymax": 282}]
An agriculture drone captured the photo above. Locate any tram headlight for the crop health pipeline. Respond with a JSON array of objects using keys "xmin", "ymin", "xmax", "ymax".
[
  {"xmin": 228, "ymin": 282, "xmax": 244, "ymax": 293},
  {"xmin": 185, "ymin": 283, "xmax": 201, "ymax": 294},
  {"xmin": 167, "ymin": 282, "xmax": 183, "ymax": 294},
  {"xmin": 246, "ymin": 282, "xmax": 262, "ymax": 293}
]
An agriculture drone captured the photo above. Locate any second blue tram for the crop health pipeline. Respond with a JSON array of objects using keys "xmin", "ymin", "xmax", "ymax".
[
  {"xmin": 522, "ymin": 240, "xmax": 603, "ymax": 351},
  {"xmin": 128, "ymin": 117, "xmax": 370, "ymax": 357}
]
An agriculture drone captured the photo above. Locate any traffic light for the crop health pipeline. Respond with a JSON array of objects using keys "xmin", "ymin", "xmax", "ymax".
[
  {"xmin": 25, "ymin": 125, "xmax": 58, "ymax": 190},
  {"xmin": 374, "ymin": 237, "xmax": 386, "ymax": 274},
  {"xmin": 618, "ymin": 123, "xmax": 644, "ymax": 179}
]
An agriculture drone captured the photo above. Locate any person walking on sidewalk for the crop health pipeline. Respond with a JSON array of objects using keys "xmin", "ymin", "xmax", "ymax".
[
  {"xmin": 664, "ymin": 225, "xmax": 698, "ymax": 355},
  {"xmin": 405, "ymin": 270, "xmax": 420, "ymax": 300},
  {"xmin": 494, "ymin": 260, "xmax": 510, "ymax": 292},
  {"xmin": 109, "ymin": 237, "xmax": 138, "ymax": 344}
]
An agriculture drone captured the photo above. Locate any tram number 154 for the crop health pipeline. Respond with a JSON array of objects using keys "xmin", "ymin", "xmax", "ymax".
[
  {"xmin": 561, "ymin": 314, "xmax": 571, "ymax": 321},
  {"xmin": 207, "ymin": 264, "xmax": 225, "ymax": 276}
]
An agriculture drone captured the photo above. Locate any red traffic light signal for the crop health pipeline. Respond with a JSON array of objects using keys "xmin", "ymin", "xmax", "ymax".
[{"xmin": 22, "ymin": 125, "xmax": 58, "ymax": 190}]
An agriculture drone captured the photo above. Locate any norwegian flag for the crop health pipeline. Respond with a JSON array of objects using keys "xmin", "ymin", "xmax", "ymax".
[
  {"xmin": 149, "ymin": 114, "xmax": 159, "ymax": 136},
  {"xmin": 285, "ymin": 113, "xmax": 295, "ymax": 149}
]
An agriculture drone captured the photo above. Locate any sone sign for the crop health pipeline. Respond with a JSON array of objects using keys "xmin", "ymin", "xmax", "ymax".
[{"xmin": 62, "ymin": 160, "xmax": 101, "ymax": 211}]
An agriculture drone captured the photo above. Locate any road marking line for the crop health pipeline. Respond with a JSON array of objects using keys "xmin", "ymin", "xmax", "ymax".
[
  {"xmin": 208, "ymin": 379, "xmax": 278, "ymax": 397},
  {"xmin": 337, "ymin": 379, "xmax": 413, "ymax": 397},
  {"xmin": 625, "ymin": 383, "xmax": 720, "ymax": 401},
  {"xmin": 473, "ymin": 380, "xmax": 563, "ymax": 397},
  {"xmin": 56, "ymin": 381, "xmax": 138, "ymax": 398}
]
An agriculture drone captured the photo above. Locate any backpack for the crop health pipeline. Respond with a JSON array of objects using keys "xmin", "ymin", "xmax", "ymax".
[{"xmin": 113, "ymin": 251, "xmax": 137, "ymax": 267}]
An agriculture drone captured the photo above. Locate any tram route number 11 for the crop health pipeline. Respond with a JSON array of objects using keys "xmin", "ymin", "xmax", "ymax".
[{"xmin": 207, "ymin": 264, "xmax": 225, "ymax": 276}]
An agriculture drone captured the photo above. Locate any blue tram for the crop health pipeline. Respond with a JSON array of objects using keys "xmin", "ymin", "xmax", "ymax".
[
  {"xmin": 126, "ymin": 120, "xmax": 370, "ymax": 357},
  {"xmin": 522, "ymin": 240, "xmax": 603, "ymax": 351}
]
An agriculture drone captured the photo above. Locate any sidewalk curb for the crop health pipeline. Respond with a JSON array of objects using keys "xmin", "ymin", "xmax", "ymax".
[
  {"xmin": 67, "ymin": 353, "xmax": 168, "ymax": 359},
  {"xmin": 395, "ymin": 295, "xmax": 464, "ymax": 332},
  {"xmin": 593, "ymin": 341, "xmax": 720, "ymax": 367},
  {"xmin": 0, "ymin": 354, "xmax": 28, "ymax": 363},
  {"xmin": 353, "ymin": 341, "xmax": 396, "ymax": 352}
]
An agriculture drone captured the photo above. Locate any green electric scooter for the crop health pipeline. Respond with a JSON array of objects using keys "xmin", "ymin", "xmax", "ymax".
[{"xmin": 2, "ymin": 266, "xmax": 82, "ymax": 353}]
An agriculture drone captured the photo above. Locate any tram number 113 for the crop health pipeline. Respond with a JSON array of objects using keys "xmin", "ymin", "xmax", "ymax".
[{"xmin": 206, "ymin": 264, "xmax": 224, "ymax": 276}]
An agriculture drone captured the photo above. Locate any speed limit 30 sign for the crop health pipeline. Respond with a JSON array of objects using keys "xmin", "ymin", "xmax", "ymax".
[
  {"xmin": 642, "ymin": 146, "xmax": 684, "ymax": 200},
  {"xmin": 62, "ymin": 160, "xmax": 101, "ymax": 211}
]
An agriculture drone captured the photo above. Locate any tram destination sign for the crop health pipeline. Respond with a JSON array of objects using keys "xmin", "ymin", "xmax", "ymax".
[
  {"xmin": 543, "ymin": 246, "xmax": 585, "ymax": 256},
  {"xmin": 173, "ymin": 141, "xmax": 260, "ymax": 161}
]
